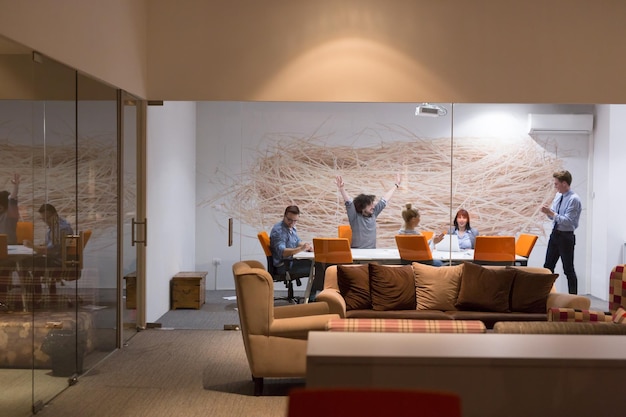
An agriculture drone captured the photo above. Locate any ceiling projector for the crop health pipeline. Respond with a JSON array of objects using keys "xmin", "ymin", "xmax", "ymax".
[{"xmin": 415, "ymin": 103, "xmax": 447, "ymax": 117}]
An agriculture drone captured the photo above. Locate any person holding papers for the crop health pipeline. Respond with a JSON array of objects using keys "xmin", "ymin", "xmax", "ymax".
[
  {"xmin": 447, "ymin": 209, "xmax": 479, "ymax": 249},
  {"xmin": 540, "ymin": 170, "xmax": 581, "ymax": 294}
]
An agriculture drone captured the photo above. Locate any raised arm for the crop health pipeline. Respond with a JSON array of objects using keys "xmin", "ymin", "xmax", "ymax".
[
  {"xmin": 10, "ymin": 173, "xmax": 19, "ymax": 200},
  {"xmin": 335, "ymin": 175, "xmax": 351, "ymax": 202},
  {"xmin": 382, "ymin": 173, "xmax": 402, "ymax": 202}
]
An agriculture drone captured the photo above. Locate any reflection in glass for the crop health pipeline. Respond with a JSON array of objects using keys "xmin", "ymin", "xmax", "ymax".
[{"xmin": 0, "ymin": 35, "xmax": 122, "ymax": 417}]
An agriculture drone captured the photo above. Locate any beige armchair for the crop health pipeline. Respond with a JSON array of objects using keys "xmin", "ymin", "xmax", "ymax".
[{"xmin": 232, "ymin": 260, "xmax": 339, "ymax": 395}]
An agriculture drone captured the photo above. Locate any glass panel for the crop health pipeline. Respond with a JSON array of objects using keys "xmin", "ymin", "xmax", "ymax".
[
  {"xmin": 31, "ymin": 51, "xmax": 78, "ymax": 411},
  {"xmin": 0, "ymin": 36, "xmax": 37, "ymax": 417},
  {"xmin": 76, "ymin": 73, "xmax": 119, "ymax": 368},
  {"xmin": 0, "ymin": 35, "xmax": 126, "ymax": 414},
  {"xmin": 121, "ymin": 93, "xmax": 139, "ymax": 343}
]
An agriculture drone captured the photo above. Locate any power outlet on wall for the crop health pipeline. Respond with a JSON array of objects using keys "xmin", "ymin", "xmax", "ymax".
[{"xmin": 212, "ymin": 258, "xmax": 221, "ymax": 266}]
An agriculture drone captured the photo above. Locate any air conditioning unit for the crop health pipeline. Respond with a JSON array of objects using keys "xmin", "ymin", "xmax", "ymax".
[{"xmin": 528, "ymin": 114, "xmax": 594, "ymax": 135}]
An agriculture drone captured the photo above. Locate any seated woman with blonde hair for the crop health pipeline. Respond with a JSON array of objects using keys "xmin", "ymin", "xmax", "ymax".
[{"xmin": 399, "ymin": 203, "xmax": 443, "ymax": 266}]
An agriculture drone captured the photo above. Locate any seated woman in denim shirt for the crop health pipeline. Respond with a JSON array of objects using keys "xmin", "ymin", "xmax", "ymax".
[{"xmin": 447, "ymin": 208, "xmax": 479, "ymax": 249}]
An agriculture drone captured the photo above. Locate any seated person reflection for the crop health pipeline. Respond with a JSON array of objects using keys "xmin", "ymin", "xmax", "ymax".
[
  {"xmin": 0, "ymin": 174, "xmax": 20, "ymax": 309},
  {"xmin": 24, "ymin": 204, "xmax": 73, "ymax": 303},
  {"xmin": 447, "ymin": 209, "xmax": 479, "ymax": 250},
  {"xmin": 269, "ymin": 205, "xmax": 312, "ymax": 288},
  {"xmin": 399, "ymin": 203, "xmax": 443, "ymax": 266},
  {"xmin": 0, "ymin": 173, "xmax": 20, "ymax": 244}
]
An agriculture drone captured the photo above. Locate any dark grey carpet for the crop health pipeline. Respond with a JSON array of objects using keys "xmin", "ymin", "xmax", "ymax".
[
  {"xmin": 38, "ymin": 329, "xmax": 294, "ymax": 417},
  {"xmin": 157, "ymin": 290, "xmax": 299, "ymax": 330}
]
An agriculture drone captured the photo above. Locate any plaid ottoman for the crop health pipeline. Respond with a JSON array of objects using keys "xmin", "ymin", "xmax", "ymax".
[{"xmin": 326, "ymin": 318, "xmax": 486, "ymax": 333}]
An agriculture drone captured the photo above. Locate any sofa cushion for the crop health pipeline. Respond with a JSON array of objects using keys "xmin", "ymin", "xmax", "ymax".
[
  {"xmin": 326, "ymin": 318, "xmax": 486, "ymax": 333},
  {"xmin": 369, "ymin": 263, "xmax": 416, "ymax": 311},
  {"xmin": 455, "ymin": 262, "xmax": 515, "ymax": 312},
  {"xmin": 337, "ymin": 264, "xmax": 372, "ymax": 311},
  {"xmin": 612, "ymin": 307, "xmax": 626, "ymax": 324},
  {"xmin": 508, "ymin": 268, "xmax": 558, "ymax": 313},
  {"xmin": 412, "ymin": 262, "xmax": 463, "ymax": 311}
]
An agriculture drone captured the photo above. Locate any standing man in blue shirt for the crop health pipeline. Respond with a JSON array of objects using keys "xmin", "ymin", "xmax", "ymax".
[
  {"xmin": 541, "ymin": 170, "xmax": 582, "ymax": 294},
  {"xmin": 269, "ymin": 205, "xmax": 312, "ymax": 282},
  {"xmin": 335, "ymin": 174, "xmax": 401, "ymax": 249}
]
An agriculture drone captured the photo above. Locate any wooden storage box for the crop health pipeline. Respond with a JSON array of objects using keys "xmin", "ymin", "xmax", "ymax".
[{"xmin": 171, "ymin": 271, "xmax": 208, "ymax": 310}]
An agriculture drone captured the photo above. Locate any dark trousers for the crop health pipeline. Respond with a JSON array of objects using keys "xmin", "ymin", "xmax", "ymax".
[{"xmin": 544, "ymin": 230, "xmax": 578, "ymax": 294}]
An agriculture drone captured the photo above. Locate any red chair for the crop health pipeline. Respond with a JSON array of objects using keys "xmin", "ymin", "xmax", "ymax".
[{"xmin": 287, "ymin": 387, "xmax": 462, "ymax": 417}]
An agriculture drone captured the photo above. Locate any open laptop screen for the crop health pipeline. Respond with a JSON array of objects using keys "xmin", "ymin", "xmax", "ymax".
[{"xmin": 435, "ymin": 234, "xmax": 462, "ymax": 252}]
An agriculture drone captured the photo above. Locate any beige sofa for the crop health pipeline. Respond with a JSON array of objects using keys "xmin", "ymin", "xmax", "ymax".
[{"xmin": 316, "ymin": 262, "xmax": 590, "ymax": 329}]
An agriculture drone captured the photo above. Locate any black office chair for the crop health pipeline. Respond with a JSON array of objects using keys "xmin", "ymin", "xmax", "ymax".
[{"xmin": 257, "ymin": 231, "xmax": 302, "ymax": 304}]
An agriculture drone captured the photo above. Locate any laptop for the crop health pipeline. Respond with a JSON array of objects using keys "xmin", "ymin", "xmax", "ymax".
[{"xmin": 435, "ymin": 234, "xmax": 462, "ymax": 252}]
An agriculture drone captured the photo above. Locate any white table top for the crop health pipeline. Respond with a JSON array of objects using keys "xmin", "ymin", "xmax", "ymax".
[
  {"xmin": 7, "ymin": 245, "xmax": 35, "ymax": 256},
  {"xmin": 295, "ymin": 247, "xmax": 526, "ymax": 263},
  {"xmin": 307, "ymin": 332, "xmax": 626, "ymax": 361}
]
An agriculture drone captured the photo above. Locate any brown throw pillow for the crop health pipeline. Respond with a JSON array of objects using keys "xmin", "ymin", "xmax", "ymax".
[
  {"xmin": 369, "ymin": 263, "xmax": 416, "ymax": 311},
  {"xmin": 337, "ymin": 264, "xmax": 371, "ymax": 310},
  {"xmin": 455, "ymin": 262, "xmax": 515, "ymax": 312},
  {"xmin": 412, "ymin": 262, "xmax": 464, "ymax": 311},
  {"xmin": 508, "ymin": 268, "xmax": 558, "ymax": 313}
]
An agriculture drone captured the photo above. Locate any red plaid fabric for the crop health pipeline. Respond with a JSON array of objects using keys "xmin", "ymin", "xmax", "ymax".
[
  {"xmin": 613, "ymin": 307, "xmax": 626, "ymax": 324},
  {"xmin": 548, "ymin": 307, "xmax": 612, "ymax": 322},
  {"xmin": 325, "ymin": 318, "xmax": 486, "ymax": 333},
  {"xmin": 609, "ymin": 265, "xmax": 625, "ymax": 313}
]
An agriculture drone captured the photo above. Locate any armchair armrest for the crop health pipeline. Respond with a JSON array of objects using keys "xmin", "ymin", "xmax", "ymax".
[
  {"xmin": 274, "ymin": 302, "xmax": 330, "ymax": 319},
  {"xmin": 270, "ymin": 314, "xmax": 340, "ymax": 339},
  {"xmin": 315, "ymin": 289, "xmax": 347, "ymax": 317},
  {"xmin": 546, "ymin": 293, "xmax": 591, "ymax": 310}
]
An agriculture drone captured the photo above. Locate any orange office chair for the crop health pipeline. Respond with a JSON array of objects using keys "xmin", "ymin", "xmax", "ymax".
[
  {"xmin": 287, "ymin": 387, "xmax": 462, "ymax": 417},
  {"xmin": 515, "ymin": 233, "xmax": 538, "ymax": 266},
  {"xmin": 421, "ymin": 230, "xmax": 434, "ymax": 243},
  {"xmin": 473, "ymin": 236, "xmax": 516, "ymax": 266},
  {"xmin": 305, "ymin": 237, "xmax": 353, "ymax": 302},
  {"xmin": 395, "ymin": 235, "xmax": 434, "ymax": 265},
  {"xmin": 45, "ymin": 231, "xmax": 92, "ymax": 307},
  {"xmin": 257, "ymin": 231, "xmax": 302, "ymax": 304},
  {"xmin": 16, "ymin": 221, "xmax": 34, "ymax": 244},
  {"xmin": 337, "ymin": 225, "xmax": 352, "ymax": 247},
  {"xmin": 0, "ymin": 234, "xmax": 7, "ymax": 259}
]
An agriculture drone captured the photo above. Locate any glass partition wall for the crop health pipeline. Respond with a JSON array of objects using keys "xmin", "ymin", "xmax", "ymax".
[
  {"xmin": 197, "ymin": 102, "xmax": 593, "ymax": 295},
  {"xmin": 0, "ymin": 37, "xmax": 131, "ymax": 416}
]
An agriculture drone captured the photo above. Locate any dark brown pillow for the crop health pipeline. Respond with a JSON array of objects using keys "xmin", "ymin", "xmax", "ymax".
[
  {"xmin": 337, "ymin": 264, "xmax": 371, "ymax": 310},
  {"xmin": 508, "ymin": 268, "xmax": 558, "ymax": 313},
  {"xmin": 455, "ymin": 262, "xmax": 515, "ymax": 312},
  {"xmin": 369, "ymin": 263, "xmax": 416, "ymax": 311}
]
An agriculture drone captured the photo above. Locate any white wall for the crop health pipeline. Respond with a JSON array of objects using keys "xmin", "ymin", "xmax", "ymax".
[
  {"xmin": 146, "ymin": 101, "xmax": 196, "ymax": 322},
  {"xmin": 590, "ymin": 105, "xmax": 626, "ymax": 299}
]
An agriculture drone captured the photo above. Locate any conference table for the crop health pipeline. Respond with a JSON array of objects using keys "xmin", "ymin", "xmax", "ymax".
[
  {"xmin": 294, "ymin": 248, "xmax": 527, "ymax": 265},
  {"xmin": 294, "ymin": 248, "xmax": 528, "ymax": 302}
]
